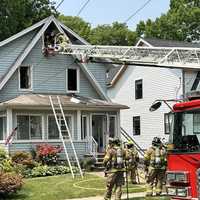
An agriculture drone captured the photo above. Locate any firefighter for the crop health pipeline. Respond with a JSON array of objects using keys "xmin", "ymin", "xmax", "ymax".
[
  {"xmin": 103, "ymin": 138, "xmax": 126, "ymax": 200},
  {"xmin": 144, "ymin": 137, "xmax": 167, "ymax": 196},
  {"xmin": 126, "ymin": 141, "xmax": 139, "ymax": 184},
  {"xmin": 104, "ymin": 137, "xmax": 115, "ymax": 177}
]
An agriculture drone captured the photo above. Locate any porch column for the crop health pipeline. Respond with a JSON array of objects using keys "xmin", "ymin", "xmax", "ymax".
[
  {"xmin": 77, "ymin": 110, "xmax": 81, "ymax": 140},
  {"xmin": 117, "ymin": 110, "xmax": 121, "ymax": 138},
  {"xmin": 6, "ymin": 108, "xmax": 12, "ymax": 152}
]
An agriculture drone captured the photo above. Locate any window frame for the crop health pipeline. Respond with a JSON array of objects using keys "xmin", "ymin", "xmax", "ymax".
[
  {"xmin": 133, "ymin": 116, "xmax": 141, "ymax": 135},
  {"xmin": 16, "ymin": 114, "xmax": 43, "ymax": 142},
  {"xmin": 18, "ymin": 65, "xmax": 33, "ymax": 91},
  {"xmin": 108, "ymin": 115, "xmax": 117, "ymax": 138},
  {"xmin": 135, "ymin": 79, "xmax": 143, "ymax": 100},
  {"xmin": 164, "ymin": 113, "xmax": 171, "ymax": 135},
  {"xmin": 81, "ymin": 115, "xmax": 89, "ymax": 140},
  {"xmin": 66, "ymin": 67, "xmax": 80, "ymax": 93},
  {"xmin": 0, "ymin": 115, "xmax": 6, "ymax": 142},
  {"xmin": 193, "ymin": 113, "xmax": 200, "ymax": 134},
  {"xmin": 47, "ymin": 114, "xmax": 74, "ymax": 141}
]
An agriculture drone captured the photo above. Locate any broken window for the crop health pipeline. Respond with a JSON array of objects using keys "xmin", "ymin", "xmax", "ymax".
[
  {"xmin": 67, "ymin": 68, "xmax": 79, "ymax": 92},
  {"xmin": 19, "ymin": 66, "xmax": 31, "ymax": 89}
]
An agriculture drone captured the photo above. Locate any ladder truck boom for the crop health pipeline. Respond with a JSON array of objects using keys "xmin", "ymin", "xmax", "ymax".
[{"xmin": 57, "ymin": 43, "xmax": 200, "ymax": 69}]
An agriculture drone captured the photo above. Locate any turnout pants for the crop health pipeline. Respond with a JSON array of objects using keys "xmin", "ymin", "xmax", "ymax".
[
  {"xmin": 146, "ymin": 168, "xmax": 165, "ymax": 196},
  {"xmin": 129, "ymin": 167, "xmax": 137, "ymax": 183},
  {"xmin": 104, "ymin": 171, "xmax": 125, "ymax": 200}
]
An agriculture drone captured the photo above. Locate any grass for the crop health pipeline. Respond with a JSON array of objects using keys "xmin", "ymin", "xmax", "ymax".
[{"xmin": 4, "ymin": 174, "xmax": 146, "ymax": 200}]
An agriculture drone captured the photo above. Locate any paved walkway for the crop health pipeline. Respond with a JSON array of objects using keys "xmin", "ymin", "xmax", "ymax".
[{"xmin": 65, "ymin": 192, "xmax": 146, "ymax": 200}]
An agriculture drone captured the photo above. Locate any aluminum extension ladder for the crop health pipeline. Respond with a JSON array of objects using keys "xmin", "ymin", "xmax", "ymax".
[{"xmin": 49, "ymin": 95, "xmax": 84, "ymax": 179}]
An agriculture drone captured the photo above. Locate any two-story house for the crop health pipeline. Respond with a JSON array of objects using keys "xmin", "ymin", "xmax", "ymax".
[
  {"xmin": 108, "ymin": 38, "xmax": 200, "ymax": 149},
  {"xmin": 0, "ymin": 16, "xmax": 128, "ymax": 158}
]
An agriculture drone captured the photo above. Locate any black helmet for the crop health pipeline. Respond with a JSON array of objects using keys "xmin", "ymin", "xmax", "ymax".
[
  {"xmin": 152, "ymin": 137, "xmax": 161, "ymax": 146},
  {"xmin": 126, "ymin": 141, "xmax": 134, "ymax": 149},
  {"xmin": 113, "ymin": 138, "xmax": 121, "ymax": 146}
]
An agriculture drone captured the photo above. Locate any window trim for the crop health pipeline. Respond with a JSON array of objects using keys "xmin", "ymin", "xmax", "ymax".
[
  {"xmin": 66, "ymin": 67, "xmax": 80, "ymax": 93},
  {"xmin": 133, "ymin": 116, "xmax": 140, "ymax": 135},
  {"xmin": 18, "ymin": 65, "xmax": 33, "ymax": 91},
  {"xmin": 47, "ymin": 114, "xmax": 74, "ymax": 141},
  {"xmin": 81, "ymin": 115, "xmax": 89, "ymax": 141},
  {"xmin": 109, "ymin": 115, "xmax": 117, "ymax": 138},
  {"xmin": 0, "ymin": 115, "xmax": 6, "ymax": 142},
  {"xmin": 15, "ymin": 114, "xmax": 44, "ymax": 142},
  {"xmin": 135, "ymin": 79, "xmax": 143, "ymax": 100}
]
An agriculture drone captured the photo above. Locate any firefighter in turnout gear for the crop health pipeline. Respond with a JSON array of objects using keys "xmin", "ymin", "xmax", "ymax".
[
  {"xmin": 103, "ymin": 138, "xmax": 126, "ymax": 200},
  {"xmin": 144, "ymin": 137, "xmax": 167, "ymax": 196},
  {"xmin": 126, "ymin": 141, "xmax": 139, "ymax": 184}
]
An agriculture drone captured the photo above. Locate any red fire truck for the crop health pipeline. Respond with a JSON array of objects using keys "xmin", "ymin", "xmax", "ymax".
[{"xmin": 151, "ymin": 96, "xmax": 200, "ymax": 200}]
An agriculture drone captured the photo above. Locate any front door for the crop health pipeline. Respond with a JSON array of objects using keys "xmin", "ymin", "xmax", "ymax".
[{"xmin": 92, "ymin": 115, "xmax": 106, "ymax": 152}]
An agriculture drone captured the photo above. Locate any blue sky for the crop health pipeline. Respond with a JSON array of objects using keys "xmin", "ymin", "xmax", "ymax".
[{"xmin": 55, "ymin": 0, "xmax": 170, "ymax": 30}]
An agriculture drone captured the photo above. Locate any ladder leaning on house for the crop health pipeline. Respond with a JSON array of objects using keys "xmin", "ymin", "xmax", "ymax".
[{"xmin": 49, "ymin": 95, "xmax": 84, "ymax": 179}]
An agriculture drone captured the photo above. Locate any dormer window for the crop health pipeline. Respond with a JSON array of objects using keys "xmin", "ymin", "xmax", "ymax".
[
  {"xmin": 66, "ymin": 68, "xmax": 79, "ymax": 93},
  {"xmin": 19, "ymin": 66, "xmax": 32, "ymax": 90}
]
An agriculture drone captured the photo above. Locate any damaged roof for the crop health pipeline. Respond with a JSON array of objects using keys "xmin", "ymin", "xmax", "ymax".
[{"xmin": 0, "ymin": 94, "xmax": 128, "ymax": 110}]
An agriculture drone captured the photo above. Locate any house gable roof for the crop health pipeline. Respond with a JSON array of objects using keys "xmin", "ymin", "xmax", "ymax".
[
  {"xmin": 107, "ymin": 37, "xmax": 200, "ymax": 88},
  {"xmin": 0, "ymin": 16, "xmax": 109, "ymax": 101}
]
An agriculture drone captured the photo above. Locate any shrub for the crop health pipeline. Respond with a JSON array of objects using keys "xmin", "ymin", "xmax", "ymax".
[
  {"xmin": 0, "ymin": 172, "xmax": 23, "ymax": 196},
  {"xmin": 0, "ymin": 159, "xmax": 13, "ymax": 173},
  {"xmin": 29, "ymin": 165, "xmax": 71, "ymax": 178},
  {"xmin": 36, "ymin": 144, "xmax": 63, "ymax": 165},
  {"xmin": 0, "ymin": 147, "xmax": 8, "ymax": 161},
  {"xmin": 13, "ymin": 164, "xmax": 32, "ymax": 178},
  {"xmin": 11, "ymin": 151, "xmax": 36, "ymax": 169},
  {"xmin": 81, "ymin": 157, "xmax": 96, "ymax": 171}
]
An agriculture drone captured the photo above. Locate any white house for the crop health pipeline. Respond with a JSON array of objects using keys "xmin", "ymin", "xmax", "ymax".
[{"xmin": 107, "ymin": 38, "xmax": 200, "ymax": 149}]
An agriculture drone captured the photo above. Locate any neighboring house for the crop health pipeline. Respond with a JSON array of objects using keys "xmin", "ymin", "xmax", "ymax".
[
  {"xmin": 0, "ymin": 16, "xmax": 128, "ymax": 158},
  {"xmin": 107, "ymin": 38, "xmax": 200, "ymax": 149}
]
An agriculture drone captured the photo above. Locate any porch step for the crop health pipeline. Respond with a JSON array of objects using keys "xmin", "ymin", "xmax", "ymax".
[{"xmin": 93, "ymin": 153, "xmax": 105, "ymax": 171}]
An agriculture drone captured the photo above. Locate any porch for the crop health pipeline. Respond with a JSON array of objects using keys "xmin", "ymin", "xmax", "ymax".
[{"xmin": 0, "ymin": 94, "xmax": 128, "ymax": 158}]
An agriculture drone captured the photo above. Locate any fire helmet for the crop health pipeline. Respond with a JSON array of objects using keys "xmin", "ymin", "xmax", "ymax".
[{"xmin": 152, "ymin": 137, "xmax": 161, "ymax": 146}]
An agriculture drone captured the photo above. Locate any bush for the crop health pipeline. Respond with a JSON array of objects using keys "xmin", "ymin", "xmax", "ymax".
[
  {"xmin": 0, "ymin": 172, "xmax": 23, "ymax": 196},
  {"xmin": 0, "ymin": 147, "xmax": 8, "ymax": 161},
  {"xmin": 81, "ymin": 157, "xmax": 96, "ymax": 171},
  {"xmin": 13, "ymin": 164, "xmax": 32, "ymax": 178},
  {"xmin": 36, "ymin": 144, "xmax": 63, "ymax": 165},
  {"xmin": 29, "ymin": 165, "xmax": 71, "ymax": 178},
  {"xmin": 0, "ymin": 159, "xmax": 13, "ymax": 173},
  {"xmin": 12, "ymin": 151, "xmax": 36, "ymax": 169}
]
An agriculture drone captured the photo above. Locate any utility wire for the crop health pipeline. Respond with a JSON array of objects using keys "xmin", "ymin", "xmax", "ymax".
[
  {"xmin": 124, "ymin": 0, "xmax": 153, "ymax": 23},
  {"xmin": 77, "ymin": 0, "xmax": 91, "ymax": 16},
  {"xmin": 56, "ymin": 0, "xmax": 65, "ymax": 10}
]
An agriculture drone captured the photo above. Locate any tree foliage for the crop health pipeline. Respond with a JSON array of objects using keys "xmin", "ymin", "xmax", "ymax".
[
  {"xmin": 0, "ymin": 0, "xmax": 57, "ymax": 41},
  {"xmin": 58, "ymin": 15, "xmax": 91, "ymax": 42},
  {"xmin": 136, "ymin": 0, "xmax": 200, "ymax": 41},
  {"xmin": 89, "ymin": 22, "xmax": 137, "ymax": 45}
]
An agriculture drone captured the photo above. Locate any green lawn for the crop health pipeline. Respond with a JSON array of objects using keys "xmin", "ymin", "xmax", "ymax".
[{"xmin": 5, "ymin": 174, "xmax": 146, "ymax": 200}]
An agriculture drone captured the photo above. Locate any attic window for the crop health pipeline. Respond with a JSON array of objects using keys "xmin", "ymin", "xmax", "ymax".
[
  {"xmin": 66, "ymin": 68, "xmax": 79, "ymax": 93},
  {"xmin": 19, "ymin": 66, "xmax": 32, "ymax": 90}
]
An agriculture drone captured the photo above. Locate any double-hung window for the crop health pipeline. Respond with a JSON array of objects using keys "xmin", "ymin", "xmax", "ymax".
[
  {"xmin": 48, "ymin": 115, "xmax": 73, "ymax": 140},
  {"xmin": 17, "ymin": 115, "xmax": 42, "ymax": 140},
  {"xmin": 19, "ymin": 66, "xmax": 32, "ymax": 90},
  {"xmin": 0, "ymin": 116, "xmax": 6, "ymax": 140},
  {"xmin": 66, "ymin": 68, "xmax": 79, "ymax": 93}
]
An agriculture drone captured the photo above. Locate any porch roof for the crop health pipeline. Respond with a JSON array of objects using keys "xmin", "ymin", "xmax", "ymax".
[{"xmin": 0, "ymin": 94, "xmax": 129, "ymax": 110}]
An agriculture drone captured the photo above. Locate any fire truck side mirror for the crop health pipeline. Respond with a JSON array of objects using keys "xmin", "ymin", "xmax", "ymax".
[{"xmin": 149, "ymin": 101, "xmax": 162, "ymax": 112}]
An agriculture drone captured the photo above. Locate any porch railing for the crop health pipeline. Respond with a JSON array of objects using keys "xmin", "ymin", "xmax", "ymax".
[
  {"xmin": 87, "ymin": 136, "xmax": 98, "ymax": 160},
  {"xmin": 121, "ymin": 127, "xmax": 145, "ymax": 157}
]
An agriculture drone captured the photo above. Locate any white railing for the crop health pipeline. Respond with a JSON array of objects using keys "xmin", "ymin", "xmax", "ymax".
[{"xmin": 87, "ymin": 136, "xmax": 98, "ymax": 160}]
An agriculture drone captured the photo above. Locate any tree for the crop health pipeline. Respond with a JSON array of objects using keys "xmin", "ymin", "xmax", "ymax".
[
  {"xmin": 89, "ymin": 22, "xmax": 137, "ymax": 45},
  {"xmin": 0, "ymin": 0, "xmax": 57, "ymax": 41},
  {"xmin": 136, "ymin": 0, "xmax": 200, "ymax": 41},
  {"xmin": 58, "ymin": 15, "xmax": 91, "ymax": 42}
]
